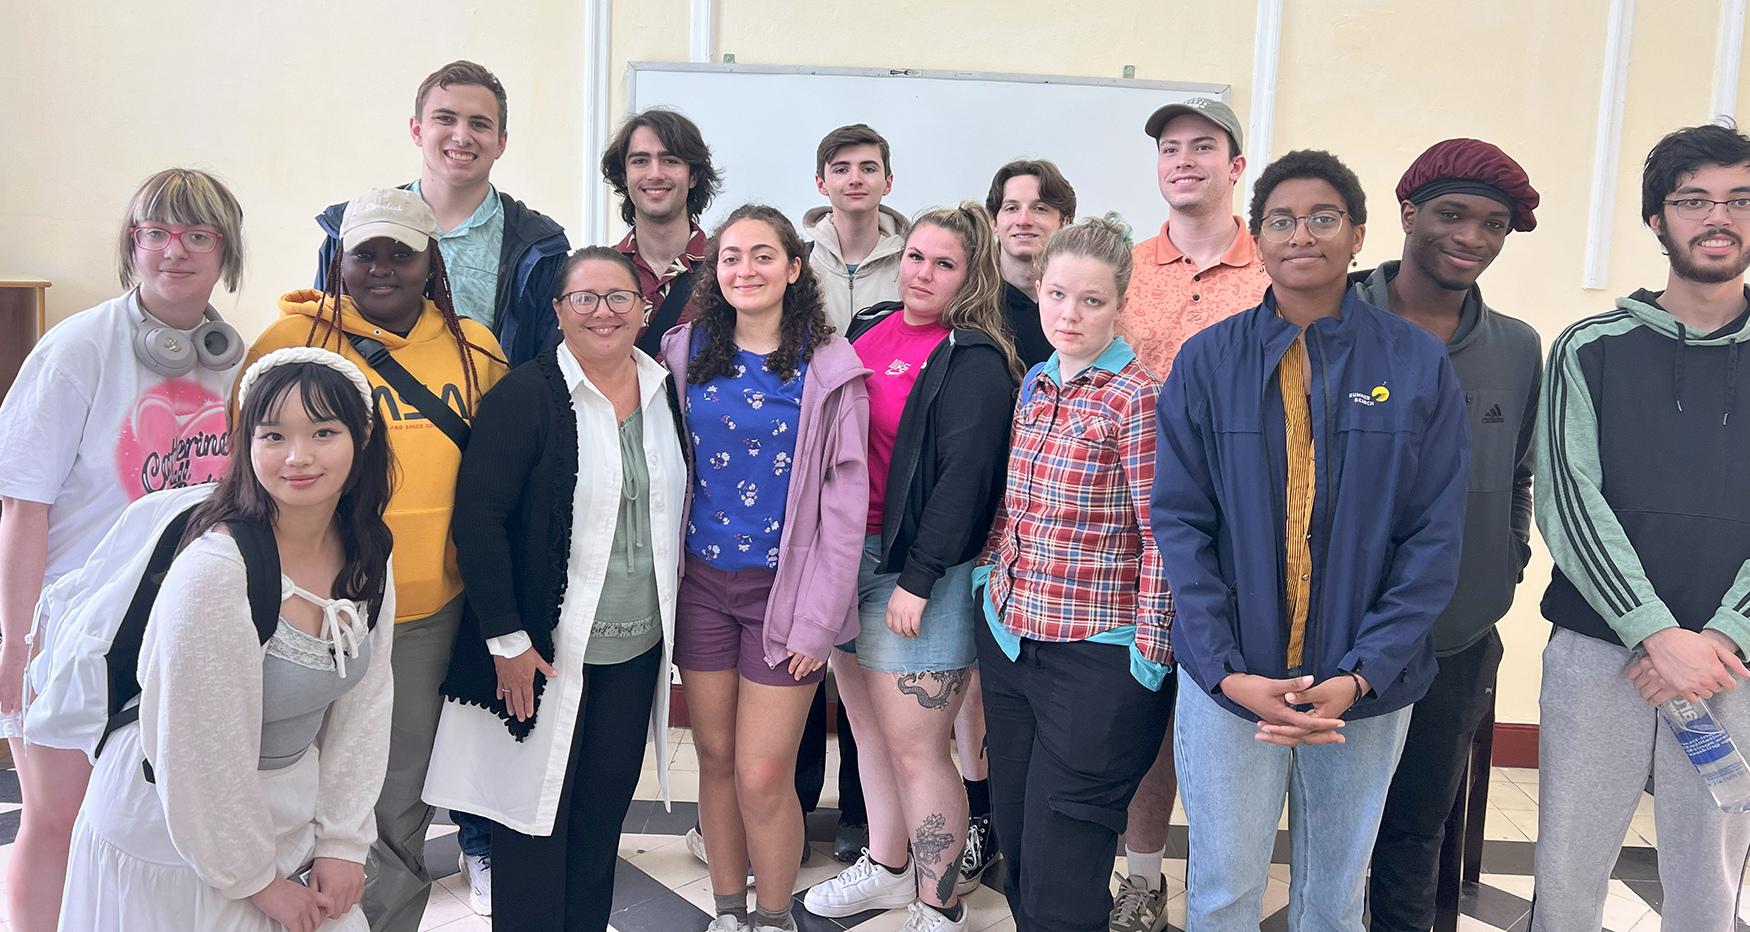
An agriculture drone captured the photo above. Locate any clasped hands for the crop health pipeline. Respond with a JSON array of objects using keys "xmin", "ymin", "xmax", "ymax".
[
  {"xmin": 1625, "ymin": 627, "xmax": 1748, "ymax": 708},
  {"xmin": 249, "ymin": 858, "xmax": 362, "ymax": 932},
  {"xmin": 1218, "ymin": 671, "xmax": 1369, "ymax": 747}
]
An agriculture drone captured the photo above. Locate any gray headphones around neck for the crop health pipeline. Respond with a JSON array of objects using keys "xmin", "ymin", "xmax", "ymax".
[{"xmin": 130, "ymin": 292, "xmax": 244, "ymax": 377}]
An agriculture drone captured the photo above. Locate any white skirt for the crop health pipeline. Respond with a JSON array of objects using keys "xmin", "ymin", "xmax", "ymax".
[{"xmin": 58, "ymin": 723, "xmax": 366, "ymax": 932}]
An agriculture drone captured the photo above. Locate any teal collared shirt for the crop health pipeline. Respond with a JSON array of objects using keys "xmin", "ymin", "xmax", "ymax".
[
  {"xmin": 411, "ymin": 181, "xmax": 505, "ymax": 331},
  {"xmin": 975, "ymin": 336, "xmax": 1170, "ymax": 691},
  {"xmin": 1038, "ymin": 334, "xmax": 1138, "ymax": 386}
]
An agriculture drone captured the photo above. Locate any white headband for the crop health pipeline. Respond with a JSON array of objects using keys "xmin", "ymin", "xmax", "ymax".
[{"xmin": 236, "ymin": 347, "xmax": 375, "ymax": 422}]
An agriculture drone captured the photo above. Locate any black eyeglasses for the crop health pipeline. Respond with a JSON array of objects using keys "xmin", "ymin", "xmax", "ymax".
[
  {"xmin": 1664, "ymin": 198, "xmax": 1750, "ymax": 220},
  {"xmin": 557, "ymin": 289, "xmax": 644, "ymax": 314}
]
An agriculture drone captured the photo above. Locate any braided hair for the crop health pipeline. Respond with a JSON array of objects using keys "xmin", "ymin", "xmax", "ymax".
[{"xmin": 309, "ymin": 238, "xmax": 504, "ymax": 407}]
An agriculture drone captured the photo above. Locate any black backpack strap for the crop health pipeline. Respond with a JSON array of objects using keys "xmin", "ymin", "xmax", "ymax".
[
  {"xmin": 224, "ymin": 519, "xmax": 282, "ymax": 645},
  {"xmin": 95, "ymin": 505, "xmax": 198, "ymax": 758},
  {"xmin": 665, "ymin": 374, "xmax": 691, "ymax": 469},
  {"xmin": 636, "ymin": 268, "xmax": 695, "ymax": 359},
  {"xmin": 346, "ymin": 334, "xmax": 471, "ymax": 450}
]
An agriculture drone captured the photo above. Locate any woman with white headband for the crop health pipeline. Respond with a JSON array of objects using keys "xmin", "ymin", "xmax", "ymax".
[{"xmin": 59, "ymin": 349, "xmax": 398, "ymax": 932}]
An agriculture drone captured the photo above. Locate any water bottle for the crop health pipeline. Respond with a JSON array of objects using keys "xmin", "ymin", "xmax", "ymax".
[{"xmin": 1630, "ymin": 649, "xmax": 1750, "ymax": 813}]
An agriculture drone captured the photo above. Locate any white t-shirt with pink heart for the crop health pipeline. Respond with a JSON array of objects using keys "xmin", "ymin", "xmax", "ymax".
[{"xmin": 0, "ymin": 291, "xmax": 236, "ymax": 587}]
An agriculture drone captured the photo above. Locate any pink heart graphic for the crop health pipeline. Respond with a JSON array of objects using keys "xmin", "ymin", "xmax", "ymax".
[{"xmin": 113, "ymin": 379, "xmax": 231, "ymax": 500}]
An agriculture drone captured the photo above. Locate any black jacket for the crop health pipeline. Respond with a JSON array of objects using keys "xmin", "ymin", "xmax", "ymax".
[
  {"xmin": 316, "ymin": 189, "xmax": 570, "ymax": 367},
  {"xmin": 442, "ymin": 350, "xmax": 578, "ymax": 738},
  {"xmin": 1000, "ymin": 282, "xmax": 1055, "ymax": 369},
  {"xmin": 847, "ymin": 302, "xmax": 1016, "ymax": 597}
]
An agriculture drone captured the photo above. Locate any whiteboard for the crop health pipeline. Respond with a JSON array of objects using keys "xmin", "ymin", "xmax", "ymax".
[{"xmin": 625, "ymin": 63, "xmax": 1230, "ymax": 239}]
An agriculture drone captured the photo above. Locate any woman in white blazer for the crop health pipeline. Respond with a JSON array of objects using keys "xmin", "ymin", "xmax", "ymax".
[{"xmin": 424, "ymin": 247, "xmax": 687, "ymax": 932}]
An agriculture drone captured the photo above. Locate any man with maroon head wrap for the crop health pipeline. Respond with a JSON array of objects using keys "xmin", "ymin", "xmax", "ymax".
[{"xmin": 1352, "ymin": 138, "xmax": 1543, "ymax": 932}]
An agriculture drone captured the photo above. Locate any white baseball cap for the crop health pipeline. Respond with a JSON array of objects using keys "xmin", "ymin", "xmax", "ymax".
[{"xmin": 340, "ymin": 187, "xmax": 441, "ymax": 251}]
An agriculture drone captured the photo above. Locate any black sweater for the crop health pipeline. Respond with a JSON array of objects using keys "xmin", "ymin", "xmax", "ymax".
[
  {"xmin": 442, "ymin": 347, "xmax": 683, "ymax": 739},
  {"xmin": 847, "ymin": 302, "xmax": 1017, "ymax": 597}
]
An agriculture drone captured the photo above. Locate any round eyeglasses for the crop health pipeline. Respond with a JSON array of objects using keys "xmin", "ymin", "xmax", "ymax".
[
  {"xmin": 558, "ymin": 289, "xmax": 644, "ymax": 314},
  {"xmin": 131, "ymin": 226, "xmax": 223, "ymax": 254},
  {"xmin": 1259, "ymin": 210, "xmax": 1350, "ymax": 243}
]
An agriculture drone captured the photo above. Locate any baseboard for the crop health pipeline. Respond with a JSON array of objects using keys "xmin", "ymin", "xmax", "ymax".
[
  {"xmin": 1492, "ymin": 722, "xmax": 1539, "ymax": 769},
  {"xmin": 671, "ymin": 684, "xmax": 1540, "ymax": 768}
]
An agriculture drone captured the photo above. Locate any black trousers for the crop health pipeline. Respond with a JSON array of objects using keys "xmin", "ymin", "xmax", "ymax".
[
  {"xmin": 978, "ymin": 622, "xmax": 1173, "ymax": 932},
  {"xmin": 1367, "ymin": 629, "xmax": 1504, "ymax": 932},
  {"xmin": 794, "ymin": 678, "xmax": 867, "ymax": 824},
  {"xmin": 491, "ymin": 643, "xmax": 662, "ymax": 932}
]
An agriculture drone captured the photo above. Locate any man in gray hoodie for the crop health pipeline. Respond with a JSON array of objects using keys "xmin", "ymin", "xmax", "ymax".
[
  {"xmin": 805, "ymin": 124, "xmax": 909, "ymax": 333},
  {"xmin": 1352, "ymin": 139, "xmax": 1544, "ymax": 932}
]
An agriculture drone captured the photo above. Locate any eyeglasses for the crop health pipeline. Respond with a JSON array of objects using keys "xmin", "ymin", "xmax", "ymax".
[
  {"xmin": 557, "ymin": 289, "xmax": 644, "ymax": 314},
  {"xmin": 131, "ymin": 226, "xmax": 222, "ymax": 254},
  {"xmin": 1664, "ymin": 198, "xmax": 1750, "ymax": 220},
  {"xmin": 1259, "ymin": 210, "xmax": 1350, "ymax": 243}
]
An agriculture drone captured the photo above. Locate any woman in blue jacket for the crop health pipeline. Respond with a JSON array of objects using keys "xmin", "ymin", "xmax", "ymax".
[{"xmin": 1151, "ymin": 150, "xmax": 1469, "ymax": 932}]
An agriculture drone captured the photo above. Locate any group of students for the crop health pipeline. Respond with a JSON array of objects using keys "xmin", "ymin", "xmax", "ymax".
[{"xmin": 1, "ymin": 57, "xmax": 1748, "ymax": 932}]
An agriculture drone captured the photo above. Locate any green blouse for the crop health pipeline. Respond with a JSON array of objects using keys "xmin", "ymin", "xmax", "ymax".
[{"xmin": 583, "ymin": 409, "xmax": 663, "ymax": 665}]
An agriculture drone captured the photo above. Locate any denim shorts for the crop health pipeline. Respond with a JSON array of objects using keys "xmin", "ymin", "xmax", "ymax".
[{"xmin": 840, "ymin": 534, "xmax": 978, "ymax": 673}]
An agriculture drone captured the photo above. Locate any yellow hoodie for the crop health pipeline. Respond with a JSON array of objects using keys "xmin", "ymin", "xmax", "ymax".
[{"xmin": 243, "ymin": 290, "xmax": 509, "ymax": 621}]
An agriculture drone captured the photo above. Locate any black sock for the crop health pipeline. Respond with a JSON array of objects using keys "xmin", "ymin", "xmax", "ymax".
[
  {"xmin": 964, "ymin": 778, "xmax": 991, "ymax": 818},
  {"xmin": 927, "ymin": 901, "xmax": 965, "ymax": 922},
  {"xmin": 873, "ymin": 855, "xmax": 909, "ymax": 875}
]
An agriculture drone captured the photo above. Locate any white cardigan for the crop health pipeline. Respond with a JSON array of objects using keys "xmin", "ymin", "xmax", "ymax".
[{"xmin": 422, "ymin": 346, "xmax": 685, "ymax": 836}]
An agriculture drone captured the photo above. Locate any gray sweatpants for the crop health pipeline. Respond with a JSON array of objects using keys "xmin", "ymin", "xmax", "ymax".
[
  {"xmin": 361, "ymin": 595, "xmax": 464, "ymax": 932},
  {"xmin": 1533, "ymin": 626, "xmax": 1750, "ymax": 932}
]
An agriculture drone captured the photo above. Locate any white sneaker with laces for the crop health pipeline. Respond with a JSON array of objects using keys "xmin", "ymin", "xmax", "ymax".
[
  {"xmin": 898, "ymin": 900, "xmax": 969, "ymax": 931},
  {"xmin": 460, "ymin": 851, "xmax": 492, "ymax": 916},
  {"xmin": 706, "ymin": 914, "xmax": 749, "ymax": 931},
  {"xmin": 802, "ymin": 850, "xmax": 916, "ymax": 917}
]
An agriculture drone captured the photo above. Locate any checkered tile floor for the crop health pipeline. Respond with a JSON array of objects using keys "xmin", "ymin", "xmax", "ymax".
[
  {"xmin": 412, "ymin": 733, "xmax": 1710, "ymax": 932},
  {"xmin": 0, "ymin": 743, "xmax": 1711, "ymax": 931}
]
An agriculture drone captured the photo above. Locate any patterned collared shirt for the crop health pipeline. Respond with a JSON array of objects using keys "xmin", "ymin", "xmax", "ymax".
[
  {"xmin": 983, "ymin": 338, "xmax": 1173, "ymax": 663},
  {"xmin": 614, "ymin": 223, "xmax": 708, "ymax": 308},
  {"xmin": 411, "ymin": 181, "xmax": 505, "ymax": 331},
  {"xmin": 1118, "ymin": 216, "xmax": 1269, "ymax": 382}
]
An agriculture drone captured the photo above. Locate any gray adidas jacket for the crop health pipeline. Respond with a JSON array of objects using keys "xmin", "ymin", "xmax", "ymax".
[{"xmin": 1353, "ymin": 261, "xmax": 1542, "ymax": 657}]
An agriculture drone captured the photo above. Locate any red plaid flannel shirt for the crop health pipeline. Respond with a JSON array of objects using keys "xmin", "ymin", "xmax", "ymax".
[{"xmin": 982, "ymin": 352, "xmax": 1173, "ymax": 663}]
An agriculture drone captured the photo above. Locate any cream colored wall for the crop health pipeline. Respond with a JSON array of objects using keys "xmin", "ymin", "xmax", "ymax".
[{"xmin": 4, "ymin": 0, "xmax": 1740, "ymax": 723}]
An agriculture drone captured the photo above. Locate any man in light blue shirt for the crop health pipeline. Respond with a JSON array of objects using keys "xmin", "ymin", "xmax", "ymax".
[{"xmin": 411, "ymin": 178, "xmax": 505, "ymax": 331}]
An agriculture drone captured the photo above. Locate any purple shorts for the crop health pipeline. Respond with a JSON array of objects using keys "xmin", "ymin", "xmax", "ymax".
[{"xmin": 674, "ymin": 555, "xmax": 826, "ymax": 688}]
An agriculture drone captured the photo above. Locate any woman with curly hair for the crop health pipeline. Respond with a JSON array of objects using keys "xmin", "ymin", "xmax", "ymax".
[
  {"xmin": 659, "ymin": 204, "xmax": 870, "ymax": 932},
  {"xmin": 803, "ymin": 203, "xmax": 1018, "ymax": 932}
]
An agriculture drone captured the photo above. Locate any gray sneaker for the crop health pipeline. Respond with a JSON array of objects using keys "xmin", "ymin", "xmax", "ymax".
[{"xmin": 1109, "ymin": 872, "xmax": 1168, "ymax": 932}]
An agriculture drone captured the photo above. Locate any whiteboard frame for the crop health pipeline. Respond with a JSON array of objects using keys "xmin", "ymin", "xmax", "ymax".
[{"xmin": 625, "ymin": 62, "xmax": 1231, "ymax": 108}]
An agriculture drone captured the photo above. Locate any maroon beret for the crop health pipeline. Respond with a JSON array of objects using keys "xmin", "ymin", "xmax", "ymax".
[{"xmin": 1397, "ymin": 138, "xmax": 1540, "ymax": 232}]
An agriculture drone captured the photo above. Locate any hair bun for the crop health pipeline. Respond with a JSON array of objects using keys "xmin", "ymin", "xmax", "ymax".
[{"xmin": 1097, "ymin": 212, "xmax": 1135, "ymax": 249}]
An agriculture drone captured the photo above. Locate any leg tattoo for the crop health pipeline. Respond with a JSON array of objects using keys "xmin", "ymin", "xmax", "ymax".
[
  {"xmin": 897, "ymin": 669, "xmax": 968, "ymax": 711},
  {"xmin": 912, "ymin": 812, "xmax": 960, "ymax": 904}
]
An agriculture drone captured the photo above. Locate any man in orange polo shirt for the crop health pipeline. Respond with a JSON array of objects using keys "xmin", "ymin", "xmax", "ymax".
[{"xmin": 1111, "ymin": 96, "xmax": 1268, "ymax": 932}]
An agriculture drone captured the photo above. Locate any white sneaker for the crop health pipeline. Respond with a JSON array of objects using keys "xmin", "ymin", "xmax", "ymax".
[
  {"xmin": 706, "ymin": 915, "xmax": 749, "ymax": 931},
  {"xmin": 686, "ymin": 824, "xmax": 756, "ymax": 883},
  {"xmin": 898, "ymin": 900, "xmax": 969, "ymax": 931},
  {"xmin": 803, "ymin": 850, "xmax": 915, "ymax": 917},
  {"xmin": 459, "ymin": 851, "xmax": 491, "ymax": 916}
]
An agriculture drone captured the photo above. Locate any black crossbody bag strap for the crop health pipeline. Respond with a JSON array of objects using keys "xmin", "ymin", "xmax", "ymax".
[
  {"xmin": 347, "ymin": 334, "xmax": 471, "ymax": 449},
  {"xmin": 636, "ymin": 269, "xmax": 696, "ymax": 359}
]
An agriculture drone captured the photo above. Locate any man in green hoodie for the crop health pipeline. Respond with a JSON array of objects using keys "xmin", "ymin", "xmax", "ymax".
[
  {"xmin": 1533, "ymin": 123, "xmax": 1750, "ymax": 932},
  {"xmin": 1351, "ymin": 139, "xmax": 1543, "ymax": 932}
]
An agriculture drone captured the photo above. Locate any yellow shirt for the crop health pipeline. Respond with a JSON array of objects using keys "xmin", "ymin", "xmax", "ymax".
[
  {"xmin": 243, "ymin": 290, "xmax": 510, "ymax": 621},
  {"xmin": 1277, "ymin": 335, "xmax": 1316, "ymax": 668}
]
